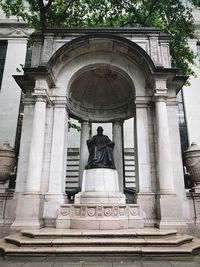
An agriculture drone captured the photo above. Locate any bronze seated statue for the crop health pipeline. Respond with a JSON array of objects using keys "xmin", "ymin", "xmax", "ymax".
[{"xmin": 85, "ymin": 126, "xmax": 115, "ymax": 169}]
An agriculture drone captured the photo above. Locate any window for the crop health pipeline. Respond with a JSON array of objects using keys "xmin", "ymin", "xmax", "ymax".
[
  {"xmin": 0, "ymin": 41, "xmax": 7, "ymax": 91},
  {"xmin": 197, "ymin": 42, "xmax": 200, "ymax": 67},
  {"xmin": 177, "ymin": 89, "xmax": 189, "ymax": 152}
]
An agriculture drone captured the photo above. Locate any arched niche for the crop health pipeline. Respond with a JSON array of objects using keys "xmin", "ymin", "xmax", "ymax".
[{"xmin": 68, "ymin": 64, "xmax": 135, "ymax": 122}]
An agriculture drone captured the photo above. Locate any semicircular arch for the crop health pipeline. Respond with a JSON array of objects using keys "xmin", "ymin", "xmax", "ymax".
[{"xmin": 48, "ymin": 35, "xmax": 152, "ymax": 121}]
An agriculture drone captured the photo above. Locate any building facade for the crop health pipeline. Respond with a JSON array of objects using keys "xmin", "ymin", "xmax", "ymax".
[{"xmin": 0, "ymin": 7, "xmax": 200, "ymax": 236}]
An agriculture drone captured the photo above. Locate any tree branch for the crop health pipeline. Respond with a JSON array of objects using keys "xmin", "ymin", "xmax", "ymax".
[
  {"xmin": 53, "ymin": 0, "xmax": 78, "ymax": 23},
  {"xmin": 44, "ymin": 0, "xmax": 53, "ymax": 11},
  {"xmin": 120, "ymin": 0, "xmax": 159, "ymax": 27},
  {"xmin": 142, "ymin": 0, "xmax": 159, "ymax": 25}
]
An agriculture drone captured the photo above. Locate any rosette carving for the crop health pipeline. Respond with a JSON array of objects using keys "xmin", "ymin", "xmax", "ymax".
[
  {"xmin": 88, "ymin": 208, "xmax": 96, "ymax": 217},
  {"xmin": 104, "ymin": 207, "xmax": 112, "ymax": 217},
  {"xmin": 130, "ymin": 208, "xmax": 138, "ymax": 216},
  {"xmin": 61, "ymin": 207, "xmax": 70, "ymax": 216}
]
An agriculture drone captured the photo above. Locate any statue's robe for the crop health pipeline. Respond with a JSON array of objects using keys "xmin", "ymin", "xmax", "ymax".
[{"xmin": 85, "ymin": 134, "xmax": 115, "ymax": 169}]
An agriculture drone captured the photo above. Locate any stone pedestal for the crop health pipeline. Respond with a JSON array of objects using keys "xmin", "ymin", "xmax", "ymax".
[
  {"xmin": 56, "ymin": 168, "xmax": 144, "ymax": 230},
  {"xmin": 11, "ymin": 193, "xmax": 44, "ymax": 230},
  {"xmin": 82, "ymin": 168, "xmax": 120, "ymax": 192},
  {"xmin": 75, "ymin": 169, "xmax": 125, "ymax": 204},
  {"xmin": 0, "ymin": 191, "xmax": 15, "ymax": 237},
  {"xmin": 187, "ymin": 192, "xmax": 200, "ymax": 225}
]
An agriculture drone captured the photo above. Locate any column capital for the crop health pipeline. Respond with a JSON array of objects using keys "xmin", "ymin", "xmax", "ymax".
[
  {"xmin": 79, "ymin": 119, "xmax": 90, "ymax": 125},
  {"xmin": 32, "ymin": 91, "xmax": 49, "ymax": 103},
  {"xmin": 135, "ymin": 96, "xmax": 150, "ymax": 107},
  {"xmin": 52, "ymin": 97, "xmax": 68, "ymax": 109},
  {"xmin": 23, "ymin": 96, "xmax": 35, "ymax": 107},
  {"xmin": 112, "ymin": 119, "xmax": 124, "ymax": 125},
  {"xmin": 153, "ymin": 94, "xmax": 168, "ymax": 103}
]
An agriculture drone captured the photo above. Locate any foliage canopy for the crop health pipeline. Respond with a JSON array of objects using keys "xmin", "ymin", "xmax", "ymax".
[{"xmin": 0, "ymin": 0, "xmax": 199, "ymax": 77}]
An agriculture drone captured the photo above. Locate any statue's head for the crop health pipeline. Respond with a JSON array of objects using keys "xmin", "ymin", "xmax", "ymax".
[{"xmin": 97, "ymin": 126, "xmax": 103, "ymax": 135}]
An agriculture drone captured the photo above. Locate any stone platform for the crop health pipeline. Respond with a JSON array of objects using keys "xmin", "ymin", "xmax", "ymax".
[{"xmin": 0, "ymin": 228, "xmax": 200, "ymax": 256}]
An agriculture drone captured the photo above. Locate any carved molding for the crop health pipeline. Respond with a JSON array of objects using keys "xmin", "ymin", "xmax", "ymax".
[
  {"xmin": 58, "ymin": 204, "xmax": 141, "ymax": 220},
  {"xmin": 0, "ymin": 27, "xmax": 32, "ymax": 38}
]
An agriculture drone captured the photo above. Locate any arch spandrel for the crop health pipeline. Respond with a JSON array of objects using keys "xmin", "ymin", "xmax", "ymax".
[{"xmin": 47, "ymin": 34, "xmax": 157, "ymax": 78}]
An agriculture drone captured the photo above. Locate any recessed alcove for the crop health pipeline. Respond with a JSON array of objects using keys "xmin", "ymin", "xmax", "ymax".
[{"xmin": 68, "ymin": 65, "xmax": 135, "ymax": 122}]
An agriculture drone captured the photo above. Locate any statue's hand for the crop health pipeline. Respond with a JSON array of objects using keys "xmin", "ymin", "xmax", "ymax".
[
  {"xmin": 107, "ymin": 141, "xmax": 114, "ymax": 147},
  {"xmin": 98, "ymin": 144, "xmax": 106, "ymax": 149}
]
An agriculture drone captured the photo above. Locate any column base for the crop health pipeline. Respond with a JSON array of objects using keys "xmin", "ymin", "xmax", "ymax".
[
  {"xmin": 43, "ymin": 193, "xmax": 68, "ymax": 227},
  {"xmin": 187, "ymin": 192, "xmax": 200, "ymax": 226},
  {"xmin": 56, "ymin": 204, "xmax": 144, "ymax": 230},
  {"xmin": 136, "ymin": 192, "xmax": 156, "ymax": 227},
  {"xmin": 11, "ymin": 193, "xmax": 44, "ymax": 230},
  {"xmin": 155, "ymin": 193, "xmax": 187, "ymax": 230}
]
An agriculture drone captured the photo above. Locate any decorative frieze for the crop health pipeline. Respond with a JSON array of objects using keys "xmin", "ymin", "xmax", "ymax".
[{"xmin": 58, "ymin": 204, "xmax": 130, "ymax": 219}]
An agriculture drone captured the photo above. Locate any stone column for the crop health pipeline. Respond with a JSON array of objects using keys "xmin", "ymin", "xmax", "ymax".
[
  {"xmin": 25, "ymin": 96, "xmax": 47, "ymax": 192},
  {"xmin": 43, "ymin": 98, "xmax": 68, "ymax": 227},
  {"xmin": 154, "ymin": 79, "xmax": 186, "ymax": 229},
  {"xmin": 113, "ymin": 120, "xmax": 124, "ymax": 192},
  {"xmin": 135, "ymin": 100, "xmax": 151, "ymax": 193},
  {"xmin": 15, "ymin": 97, "xmax": 35, "ymax": 193},
  {"xmin": 154, "ymin": 97, "xmax": 174, "ymax": 193},
  {"xmin": 134, "ymin": 99, "xmax": 155, "ymax": 226},
  {"xmin": 12, "ymin": 81, "xmax": 48, "ymax": 230},
  {"xmin": 79, "ymin": 120, "xmax": 90, "ymax": 188}
]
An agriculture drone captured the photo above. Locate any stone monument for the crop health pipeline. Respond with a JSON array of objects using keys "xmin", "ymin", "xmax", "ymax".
[{"xmin": 56, "ymin": 127, "xmax": 144, "ymax": 230}]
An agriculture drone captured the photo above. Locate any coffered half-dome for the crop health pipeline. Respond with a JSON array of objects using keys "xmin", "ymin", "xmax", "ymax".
[{"xmin": 68, "ymin": 65, "xmax": 135, "ymax": 122}]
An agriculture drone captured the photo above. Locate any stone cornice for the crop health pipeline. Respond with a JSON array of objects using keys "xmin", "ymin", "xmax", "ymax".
[
  {"xmin": 14, "ymin": 67, "xmax": 56, "ymax": 94},
  {"xmin": 32, "ymin": 27, "xmax": 168, "ymax": 37}
]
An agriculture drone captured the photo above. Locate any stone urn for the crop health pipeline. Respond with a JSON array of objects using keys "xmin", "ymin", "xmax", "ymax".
[
  {"xmin": 184, "ymin": 142, "xmax": 200, "ymax": 192},
  {"xmin": 0, "ymin": 141, "xmax": 16, "ymax": 184}
]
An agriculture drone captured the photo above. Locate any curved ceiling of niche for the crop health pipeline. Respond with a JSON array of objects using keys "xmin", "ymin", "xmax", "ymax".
[{"xmin": 70, "ymin": 67, "xmax": 133, "ymax": 108}]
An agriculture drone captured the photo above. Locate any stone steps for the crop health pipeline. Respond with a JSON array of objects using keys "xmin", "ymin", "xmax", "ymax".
[
  {"xmin": 21, "ymin": 228, "xmax": 178, "ymax": 239},
  {"xmin": 66, "ymin": 148, "xmax": 80, "ymax": 191},
  {"xmin": 1, "ymin": 228, "xmax": 200, "ymax": 256},
  {"xmin": 4, "ymin": 234, "xmax": 193, "ymax": 247},
  {"xmin": 124, "ymin": 148, "xmax": 135, "ymax": 189}
]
